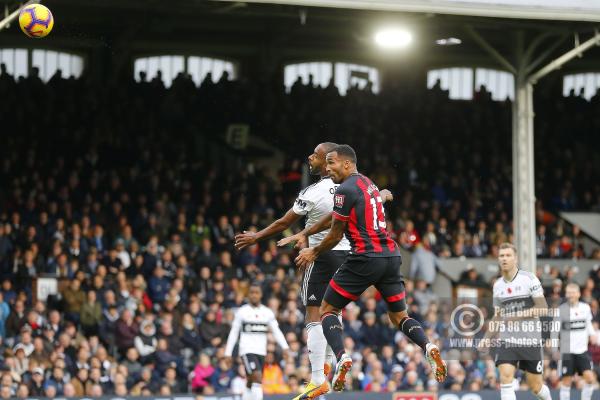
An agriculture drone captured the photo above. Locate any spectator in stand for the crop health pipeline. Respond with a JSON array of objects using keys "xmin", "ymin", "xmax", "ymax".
[
  {"xmin": 0, "ymin": 293, "xmax": 10, "ymax": 340},
  {"xmin": 62, "ymin": 279, "xmax": 85, "ymax": 324},
  {"xmin": 134, "ymin": 320, "xmax": 157, "ymax": 364},
  {"xmin": 457, "ymin": 265, "xmax": 488, "ymax": 288},
  {"xmin": 148, "ymin": 266, "xmax": 170, "ymax": 305},
  {"xmin": 115, "ymin": 309, "xmax": 138, "ymax": 357},
  {"xmin": 211, "ymin": 357, "xmax": 235, "ymax": 392},
  {"xmin": 262, "ymin": 352, "xmax": 289, "ymax": 394},
  {"xmin": 401, "ymin": 220, "xmax": 421, "ymax": 250},
  {"xmin": 180, "ymin": 313, "xmax": 202, "ymax": 353},
  {"xmin": 536, "ymin": 225, "xmax": 549, "ymax": 257},
  {"xmin": 6, "ymin": 301, "xmax": 26, "ymax": 340},
  {"xmin": 409, "ymin": 238, "xmax": 439, "ymax": 285},
  {"xmin": 0, "ymin": 66, "xmax": 597, "ymax": 397},
  {"xmin": 190, "ymin": 353, "xmax": 214, "ymax": 394},
  {"xmin": 80, "ymin": 290, "xmax": 102, "ymax": 337},
  {"xmin": 28, "ymin": 367, "xmax": 45, "ymax": 396}
]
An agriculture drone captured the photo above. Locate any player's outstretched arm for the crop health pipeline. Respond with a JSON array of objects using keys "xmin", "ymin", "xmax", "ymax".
[
  {"xmin": 277, "ymin": 212, "xmax": 333, "ymax": 248},
  {"xmin": 277, "ymin": 188, "xmax": 389, "ymax": 248},
  {"xmin": 295, "ymin": 218, "xmax": 346, "ymax": 269},
  {"xmin": 235, "ymin": 208, "xmax": 302, "ymax": 250}
]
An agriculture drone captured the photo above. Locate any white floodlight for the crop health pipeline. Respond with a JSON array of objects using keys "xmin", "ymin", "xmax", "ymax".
[
  {"xmin": 374, "ymin": 28, "xmax": 412, "ymax": 49},
  {"xmin": 436, "ymin": 37, "xmax": 462, "ymax": 46}
]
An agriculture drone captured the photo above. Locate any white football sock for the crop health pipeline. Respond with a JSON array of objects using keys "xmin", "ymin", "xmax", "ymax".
[
  {"xmin": 535, "ymin": 384, "xmax": 552, "ymax": 400},
  {"xmin": 251, "ymin": 382, "xmax": 263, "ymax": 400},
  {"xmin": 501, "ymin": 383, "xmax": 517, "ymax": 400},
  {"xmin": 242, "ymin": 387, "xmax": 253, "ymax": 400},
  {"xmin": 582, "ymin": 384, "xmax": 594, "ymax": 400},
  {"xmin": 307, "ymin": 322, "xmax": 327, "ymax": 385},
  {"xmin": 560, "ymin": 385, "xmax": 570, "ymax": 400}
]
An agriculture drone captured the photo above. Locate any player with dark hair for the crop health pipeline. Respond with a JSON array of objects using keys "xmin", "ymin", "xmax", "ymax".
[
  {"xmin": 235, "ymin": 142, "xmax": 344, "ymax": 399},
  {"xmin": 292, "ymin": 144, "xmax": 448, "ymax": 391},
  {"xmin": 236, "ymin": 142, "xmax": 393, "ymax": 400}
]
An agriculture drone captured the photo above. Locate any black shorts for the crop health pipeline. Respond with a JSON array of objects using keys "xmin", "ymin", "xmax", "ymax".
[
  {"xmin": 560, "ymin": 353, "xmax": 593, "ymax": 376},
  {"xmin": 324, "ymin": 255, "xmax": 406, "ymax": 312},
  {"xmin": 240, "ymin": 353, "xmax": 265, "ymax": 375},
  {"xmin": 302, "ymin": 250, "xmax": 348, "ymax": 307},
  {"xmin": 494, "ymin": 343, "xmax": 543, "ymax": 374}
]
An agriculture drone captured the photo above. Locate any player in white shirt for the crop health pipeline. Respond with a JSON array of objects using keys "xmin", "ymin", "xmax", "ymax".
[
  {"xmin": 558, "ymin": 283, "xmax": 598, "ymax": 400},
  {"xmin": 224, "ymin": 284, "xmax": 289, "ymax": 400},
  {"xmin": 235, "ymin": 142, "xmax": 393, "ymax": 400},
  {"xmin": 234, "ymin": 142, "xmax": 347, "ymax": 399},
  {"xmin": 479, "ymin": 243, "xmax": 552, "ymax": 400}
]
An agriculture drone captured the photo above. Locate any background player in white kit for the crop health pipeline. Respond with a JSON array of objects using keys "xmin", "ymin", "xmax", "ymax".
[
  {"xmin": 558, "ymin": 283, "xmax": 598, "ymax": 400},
  {"xmin": 479, "ymin": 243, "xmax": 553, "ymax": 400},
  {"xmin": 235, "ymin": 142, "xmax": 392, "ymax": 400},
  {"xmin": 224, "ymin": 284, "xmax": 289, "ymax": 400}
]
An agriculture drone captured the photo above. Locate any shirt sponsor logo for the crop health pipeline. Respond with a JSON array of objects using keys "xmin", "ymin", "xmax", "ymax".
[{"xmin": 242, "ymin": 323, "xmax": 268, "ymax": 333}]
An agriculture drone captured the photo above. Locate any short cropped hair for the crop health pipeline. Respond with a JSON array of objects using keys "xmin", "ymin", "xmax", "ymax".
[
  {"xmin": 565, "ymin": 282, "xmax": 580, "ymax": 292},
  {"xmin": 320, "ymin": 142, "xmax": 338, "ymax": 154},
  {"xmin": 499, "ymin": 242, "xmax": 517, "ymax": 255},
  {"xmin": 331, "ymin": 144, "xmax": 357, "ymax": 164}
]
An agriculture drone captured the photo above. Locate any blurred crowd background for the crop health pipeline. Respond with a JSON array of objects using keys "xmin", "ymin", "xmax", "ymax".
[{"xmin": 0, "ymin": 66, "xmax": 599, "ymax": 398}]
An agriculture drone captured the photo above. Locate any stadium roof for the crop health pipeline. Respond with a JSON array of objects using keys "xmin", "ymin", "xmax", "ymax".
[
  {"xmin": 217, "ymin": 0, "xmax": 600, "ymax": 22},
  {"xmin": 0, "ymin": 0, "xmax": 599, "ymax": 73}
]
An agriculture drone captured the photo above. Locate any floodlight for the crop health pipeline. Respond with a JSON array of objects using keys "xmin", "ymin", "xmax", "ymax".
[
  {"xmin": 374, "ymin": 28, "xmax": 412, "ymax": 49},
  {"xmin": 436, "ymin": 37, "xmax": 462, "ymax": 46}
]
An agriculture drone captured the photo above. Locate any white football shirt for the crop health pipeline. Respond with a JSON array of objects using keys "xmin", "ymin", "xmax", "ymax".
[
  {"xmin": 224, "ymin": 303, "xmax": 289, "ymax": 357},
  {"xmin": 558, "ymin": 301, "xmax": 596, "ymax": 355},
  {"xmin": 492, "ymin": 269, "xmax": 545, "ymax": 345},
  {"xmin": 292, "ymin": 177, "xmax": 351, "ymax": 250}
]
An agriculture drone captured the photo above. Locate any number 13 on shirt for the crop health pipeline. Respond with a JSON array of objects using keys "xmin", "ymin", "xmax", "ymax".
[{"xmin": 370, "ymin": 196, "xmax": 386, "ymax": 231}]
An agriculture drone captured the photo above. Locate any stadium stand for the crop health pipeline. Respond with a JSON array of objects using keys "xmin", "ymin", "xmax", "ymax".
[{"xmin": 0, "ymin": 65, "xmax": 599, "ymax": 397}]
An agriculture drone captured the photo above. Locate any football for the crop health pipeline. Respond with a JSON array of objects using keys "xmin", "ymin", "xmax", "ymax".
[{"xmin": 18, "ymin": 4, "xmax": 54, "ymax": 38}]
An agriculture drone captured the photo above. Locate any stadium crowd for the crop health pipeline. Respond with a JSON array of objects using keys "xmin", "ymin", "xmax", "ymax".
[{"xmin": 0, "ymin": 64, "xmax": 598, "ymax": 397}]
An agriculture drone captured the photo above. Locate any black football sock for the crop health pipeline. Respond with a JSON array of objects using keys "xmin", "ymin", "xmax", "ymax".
[
  {"xmin": 321, "ymin": 312, "xmax": 345, "ymax": 360},
  {"xmin": 399, "ymin": 317, "xmax": 429, "ymax": 351}
]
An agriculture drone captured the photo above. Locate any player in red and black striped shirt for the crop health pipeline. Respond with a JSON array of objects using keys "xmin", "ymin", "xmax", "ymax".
[
  {"xmin": 294, "ymin": 144, "xmax": 447, "ymax": 392},
  {"xmin": 330, "ymin": 170, "xmax": 399, "ymax": 257}
]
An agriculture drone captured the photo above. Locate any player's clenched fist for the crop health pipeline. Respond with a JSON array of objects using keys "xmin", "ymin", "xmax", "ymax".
[
  {"xmin": 380, "ymin": 189, "xmax": 393, "ymax": 203},
  {"xmin": 234, "ymin": 231, "xmax": 257, "ymax": 250}
]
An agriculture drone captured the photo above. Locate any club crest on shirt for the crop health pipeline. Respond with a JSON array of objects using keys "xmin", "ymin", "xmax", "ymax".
[{"xmin": 334, "ymin": 194, "xmax": 345, "ymax": 208}]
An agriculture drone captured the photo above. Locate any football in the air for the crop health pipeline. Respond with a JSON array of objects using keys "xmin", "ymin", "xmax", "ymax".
[{"xmin": 19, "ymin": 4, "xmax": 54, "ymax": 38}]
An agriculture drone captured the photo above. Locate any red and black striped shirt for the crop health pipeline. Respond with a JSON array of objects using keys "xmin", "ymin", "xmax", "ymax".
[{"xmin": 332, "ymin": 173, "xmax": 400, "ymax": 257}]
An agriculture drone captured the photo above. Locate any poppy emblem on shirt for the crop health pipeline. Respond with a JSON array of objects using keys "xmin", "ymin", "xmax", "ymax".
[
  {"xmin": 334, "ymin": 194, "xmax": 345, "ymax": 208},
  {"xmin": 507, "ymin": 287, "xmax": 512, "ymax": 294}
]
